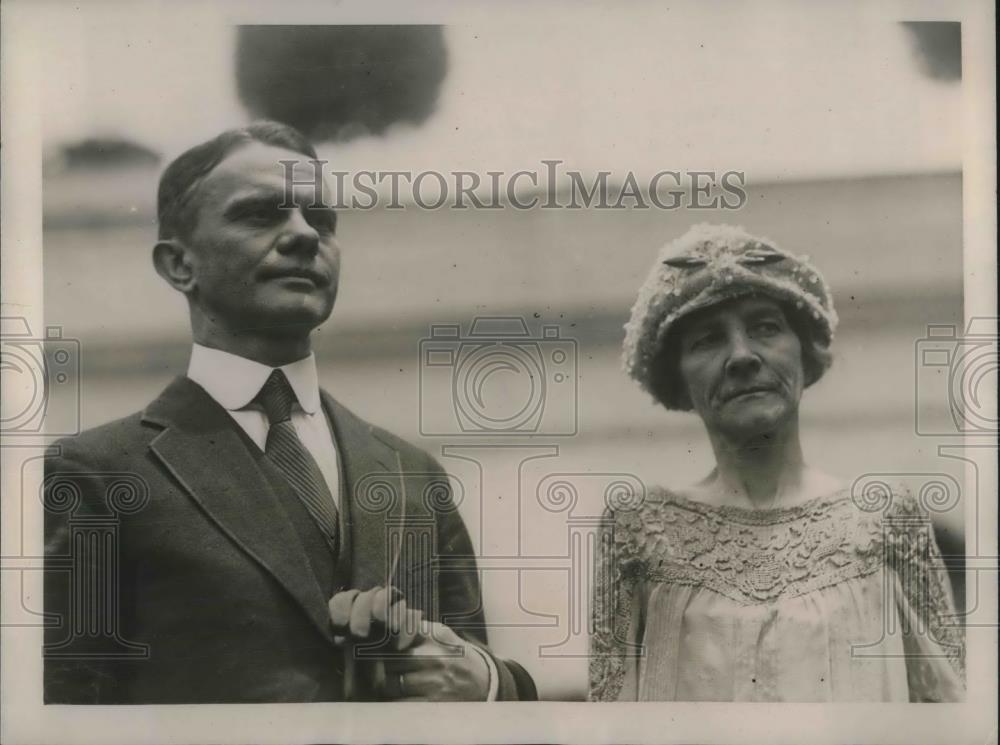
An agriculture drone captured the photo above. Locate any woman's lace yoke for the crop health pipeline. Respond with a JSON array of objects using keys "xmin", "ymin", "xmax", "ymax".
[{"xmin": 588, "ymin": 487, "xmax": 965, "ymax": 701}]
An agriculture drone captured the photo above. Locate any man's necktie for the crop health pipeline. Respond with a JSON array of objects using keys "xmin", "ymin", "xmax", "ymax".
[{"xmin": 255, "ymin": 369, "xmax": 340, "ymax": 557}]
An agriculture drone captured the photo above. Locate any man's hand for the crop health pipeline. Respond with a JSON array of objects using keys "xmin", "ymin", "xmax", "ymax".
[
  {"xmin": 381, "ymin": 621, "xmax": 491, "ymax": 702},
  {"xmin": 327, "ymin": 587, "xmax": 490, "ymax": 701},
  {"xmin": 329, "ymin": 585, "xmax": 427, "ymax": 649}
]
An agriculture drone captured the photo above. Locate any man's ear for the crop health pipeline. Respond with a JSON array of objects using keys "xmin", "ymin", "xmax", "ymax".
[{"xmin": 152, "ymin": 239, "xmax": 196, "ymax": 293}]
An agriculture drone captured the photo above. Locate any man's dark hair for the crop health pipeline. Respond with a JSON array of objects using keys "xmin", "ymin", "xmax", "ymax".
[
  {"xmin": 648, "ymin": 298, "xmax": 833, "ymax": 411},
  {"xmin": 157, "ymin": 120, "xmax": 319, "ymax": 241}
]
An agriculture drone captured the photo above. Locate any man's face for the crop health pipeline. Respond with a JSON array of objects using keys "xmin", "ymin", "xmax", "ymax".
[
  {"xmin": 676, "ymin": 295, "xmax": 804, "ymax": 438},
  {"xmin": 182, "ymin": 142, "xmax": 341, "ymax": 336}
]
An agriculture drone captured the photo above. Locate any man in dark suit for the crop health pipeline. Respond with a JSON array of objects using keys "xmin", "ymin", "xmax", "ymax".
[{"xmin": 44, "ymin": 121, "xmax": 536, "ymax": 703}]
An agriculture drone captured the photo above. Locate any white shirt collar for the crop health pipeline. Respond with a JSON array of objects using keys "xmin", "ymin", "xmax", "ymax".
[{"xmin": 187, "ymin": 343, "xmax": 321, "ymax": 414}]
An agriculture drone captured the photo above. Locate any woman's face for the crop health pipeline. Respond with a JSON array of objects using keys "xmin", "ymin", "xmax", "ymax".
[{"xmin": 676, "ymin": 295, "xmax": 805, "ymax": 438}]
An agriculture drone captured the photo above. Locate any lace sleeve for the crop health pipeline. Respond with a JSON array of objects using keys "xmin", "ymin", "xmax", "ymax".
[
  {"xmin": 588, "ymin": 507, "xmax": 644, "ymax": 701},
  {"xmin": 886, "ymin": 491, "xmax": 965, "ymax": 702}
]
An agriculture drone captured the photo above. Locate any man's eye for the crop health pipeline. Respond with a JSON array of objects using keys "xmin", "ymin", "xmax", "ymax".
[
  {"xmin": 305, "ymin": 206, "xmax": 337, "ymax": 235},
  {"xmin": 242, "ymin": 205, "xmax": 280, "ymax": 224}
]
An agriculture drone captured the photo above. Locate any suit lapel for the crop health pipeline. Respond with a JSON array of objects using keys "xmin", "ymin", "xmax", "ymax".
[
  {"xmin": 143, "ymin": 377, "xmax": 335, "ymax": 644},
  {"xmin": 321, "ymin": 392, "xmax": 406, "ymax": 591}
]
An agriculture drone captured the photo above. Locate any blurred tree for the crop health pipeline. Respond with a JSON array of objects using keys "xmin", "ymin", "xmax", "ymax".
[
  {"xmin": 60, "ymin": 138, "xmax": 161, "ymax": 169},
  {"xmin": 900, "ymin": 21, "xmax": 961, "ymax": 82},
  {"xmin": 236, "ymin": 25, "xmax": 448, "ymax": 142}
]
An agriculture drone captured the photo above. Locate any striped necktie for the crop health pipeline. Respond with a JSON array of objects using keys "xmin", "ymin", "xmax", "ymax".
[{"xmin": 255, "ymin": 369, "xmax": 340, "ymax": 557}]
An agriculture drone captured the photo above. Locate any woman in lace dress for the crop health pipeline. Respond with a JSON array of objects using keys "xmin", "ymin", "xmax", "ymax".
[{"xmin": 589, "ymin": 224, "xmax": 964, "ymax": 702}]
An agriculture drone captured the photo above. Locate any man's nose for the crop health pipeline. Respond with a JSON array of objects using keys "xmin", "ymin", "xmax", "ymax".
[
  {"xmin": 723, "ymin": 329, "xmax": 761, "ymax": 378},
  {"xmin": 277, "ymin": 209, "xmax": 320, "ymax": 256}
]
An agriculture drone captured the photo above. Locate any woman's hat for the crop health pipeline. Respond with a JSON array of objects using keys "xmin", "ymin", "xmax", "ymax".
[{"xmin": 622, "ymin": 223, "xmax": 838, "ymax": 408}]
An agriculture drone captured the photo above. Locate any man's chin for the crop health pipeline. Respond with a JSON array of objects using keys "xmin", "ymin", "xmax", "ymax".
[{"xmin": 252, "ymin": 299, "xmax": 334, "ymax": 334}]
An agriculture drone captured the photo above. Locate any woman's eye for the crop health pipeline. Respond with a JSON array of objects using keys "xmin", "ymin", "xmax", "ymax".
[
  {"xmin": 690, "ymin": 333, "xmax": 720, "ymax": 350},
  {"xmin": 752, "ymin": 321, "xmax": 781, "ymax": 335}
]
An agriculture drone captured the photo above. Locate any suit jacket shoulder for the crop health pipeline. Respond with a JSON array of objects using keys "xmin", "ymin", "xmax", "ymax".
[
  {"xmin": 49, "ymin": 411, "xmax": 152, "ymax": 466},
  {"xmin": 319, "ymin": 390, "xmax": 537, "ymax": 701},
  {"xmin": 320, "ymin": 391, "xmax": 442, "ymax": 471}
]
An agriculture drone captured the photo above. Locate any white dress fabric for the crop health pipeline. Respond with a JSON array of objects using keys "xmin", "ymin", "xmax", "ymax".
[{"xmin": 589, "ymin": 486, "xmax": 965, "ymax": 702}]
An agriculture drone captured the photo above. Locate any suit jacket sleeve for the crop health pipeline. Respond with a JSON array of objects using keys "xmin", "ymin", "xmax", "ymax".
[
  {"xmin": 422, "ymin": 453, "xmax": 538, "ymax": 701},
  {"xmin": 43, "ymin": 444, "xmax": 136, "ymax": 703}
]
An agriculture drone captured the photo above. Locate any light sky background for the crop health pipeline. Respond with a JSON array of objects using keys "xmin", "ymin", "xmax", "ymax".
[{"xmin": 38, "ymin": 1, "xmax": 962, "ymax": 183}]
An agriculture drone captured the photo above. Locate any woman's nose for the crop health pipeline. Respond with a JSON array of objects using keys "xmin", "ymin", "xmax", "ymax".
[{"xmin": 723, "ymin": 329, "xmax": 761, "ymax": 377}]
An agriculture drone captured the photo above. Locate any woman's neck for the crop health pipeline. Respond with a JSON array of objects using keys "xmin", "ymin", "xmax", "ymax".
[{"xmin": 703, "ymin": 421, "xmax": 808, "ymax": 508}]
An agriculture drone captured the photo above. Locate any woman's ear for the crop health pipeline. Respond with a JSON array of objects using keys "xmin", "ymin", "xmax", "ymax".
[{"xmin": 152, "ymin": 239, "xmax": 196, "ymax": 294}]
